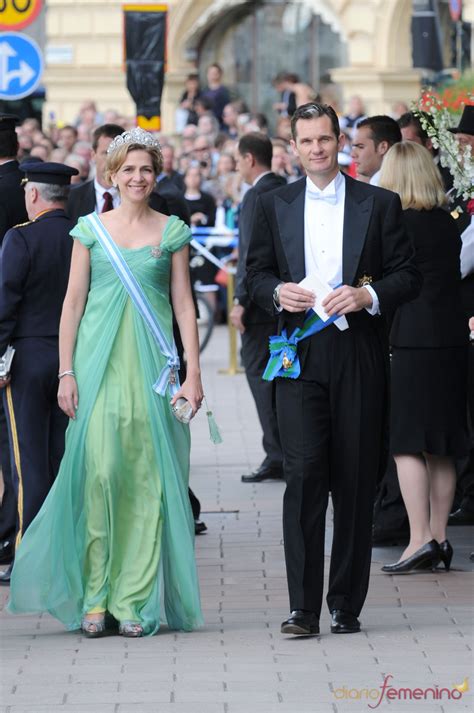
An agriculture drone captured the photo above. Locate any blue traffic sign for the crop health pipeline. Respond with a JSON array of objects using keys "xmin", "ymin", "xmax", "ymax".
[{"xmin": 0, "ymin": 32, "xmax": 43, "ymax": 100}]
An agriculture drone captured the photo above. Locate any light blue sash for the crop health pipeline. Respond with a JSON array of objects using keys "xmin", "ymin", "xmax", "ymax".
[{"xmin": 86, "ymin": 213, "xmax": 180, "ymax": 398}]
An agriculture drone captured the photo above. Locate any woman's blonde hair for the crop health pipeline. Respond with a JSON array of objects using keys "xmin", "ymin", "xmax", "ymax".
[
  {"xmin": 105, "ymin": 142, "xmax": 163, "ymax": 186},
  {"xmin": 379, "ymin": 140, "xmax": 447, "ymax": 210}
]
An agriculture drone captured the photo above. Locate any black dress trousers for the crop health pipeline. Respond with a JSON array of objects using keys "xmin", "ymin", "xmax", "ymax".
[
  {"xmin": 3, "ymin": 337, "xmax": 68, "ymax": 542},
  {"xmin": 276, "ymin": 323, "xmax": 385, "ymax": 617},
  {"xmin": 241, "ymin": 322, "xmax": 283, "ymax": 467}
]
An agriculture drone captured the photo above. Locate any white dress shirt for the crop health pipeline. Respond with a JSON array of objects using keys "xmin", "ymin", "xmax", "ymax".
[
  {"xmin": 304, "ymin": 172, "xmax": 379, "ymax": 315},
  {"xmin": 94, "ymin": 179, "xmax": 120, "ymax": 212},
  {"xmin": 369, "ymin": 169, "xmax": 381, "ymax": 186},
  {"xmin": 253, "ymin": 170, "xmax": 272, "ymax": 187}
]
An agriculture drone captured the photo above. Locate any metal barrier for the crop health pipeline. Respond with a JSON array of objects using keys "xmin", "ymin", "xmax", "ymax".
[{"xmin": 190, "ymin": 227, "xmax": 243, "ymax": 376}]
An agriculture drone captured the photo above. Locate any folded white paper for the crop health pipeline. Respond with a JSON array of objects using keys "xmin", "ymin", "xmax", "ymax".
[{"xmin": 299, "ymin": 273, "xmax": 349, "ymax": 331}]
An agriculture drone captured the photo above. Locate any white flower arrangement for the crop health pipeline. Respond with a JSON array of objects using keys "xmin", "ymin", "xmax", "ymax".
[{"xmin": 412, "ymin": 93, "xmax": 474, "ymax": 204}]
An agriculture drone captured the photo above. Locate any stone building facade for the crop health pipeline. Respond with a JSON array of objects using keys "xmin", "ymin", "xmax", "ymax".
[{"xmin": 43, "ymin": 0, "xmax": 474, "ymax": 129}]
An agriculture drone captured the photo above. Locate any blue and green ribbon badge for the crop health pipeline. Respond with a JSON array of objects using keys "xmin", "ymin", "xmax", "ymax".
[{"xmin": 263, "ymin": 308, "xmax": 341, "ymax": 381}]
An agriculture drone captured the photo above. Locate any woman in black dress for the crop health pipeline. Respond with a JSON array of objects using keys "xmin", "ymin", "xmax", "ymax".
[{"xmin": 379, "ymin": 141, "xmax": 469, "ymax": 573}]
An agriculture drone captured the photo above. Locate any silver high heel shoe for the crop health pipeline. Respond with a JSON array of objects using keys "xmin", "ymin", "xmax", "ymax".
[
  {"xmin": 81, "ymin": 616, "xmax": 106, "ymax": 638},
  {"xmin": 119, "ymin": 621, "xmax": 144, "ymax": 637}
]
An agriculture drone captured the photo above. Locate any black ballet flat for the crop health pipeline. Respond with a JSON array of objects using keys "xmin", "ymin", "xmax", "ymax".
[
  {"xmin": 381, "ymin": 539, "xmax": 440, "ymax": 574},
  {"xmin": 438, "ymin": 540, "xmax": 453, "ymax": 571}
]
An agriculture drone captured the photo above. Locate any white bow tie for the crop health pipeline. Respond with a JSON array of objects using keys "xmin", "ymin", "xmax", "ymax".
[{"xmin": 306, "ymin": 189, "xmax": 337, "ymax": 205}]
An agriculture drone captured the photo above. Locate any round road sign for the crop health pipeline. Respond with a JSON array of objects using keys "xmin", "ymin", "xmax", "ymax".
[{"xmin": 0, "ymin": 0, "xmax": 42, "ymax": 31}]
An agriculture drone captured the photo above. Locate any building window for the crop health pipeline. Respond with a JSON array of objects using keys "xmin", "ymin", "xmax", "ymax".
[{"xmin": 198, "ymin": 1, "xmax": 346, "ymax": 124}]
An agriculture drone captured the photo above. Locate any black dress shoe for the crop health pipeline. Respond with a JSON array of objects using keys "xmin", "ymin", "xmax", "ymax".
[
  {"xmin": 281, "ymin": 610, "xmax": 319, "ymax": 636},
  {"xmin": 241, "ymin": 464, "xmax": 284, "ymax": 483},
  {"xmin": 381, "ymin": 539, "xmax": 440, "ymax": 574},
  {"xmin": 330, "ymin": 609, "xmax": 361, "ymax": 634},
  {"xmin": 448, "ymin": 507, "xmax": 474, "ymax": 526},
  {"xmin": 0, "ymin": 539, "xmax": 14, "ymax": 565},
  {"xmin": 194, "ymin": 519, "xmax": 207, "ymax": 535},
  {"xmin": 0, "ymin": 563, "xmax": 12, "ymax": 585}
]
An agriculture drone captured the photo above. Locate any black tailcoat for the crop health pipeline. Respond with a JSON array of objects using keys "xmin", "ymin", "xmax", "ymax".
[{"xmin": 246, "ymin": 173, "xmax": 421, "ymax": 616}]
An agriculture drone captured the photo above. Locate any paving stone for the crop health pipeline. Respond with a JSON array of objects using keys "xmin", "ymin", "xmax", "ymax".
[{"xmin": 0, "ymin": 327, "xmax": 472, "ymax": 712}]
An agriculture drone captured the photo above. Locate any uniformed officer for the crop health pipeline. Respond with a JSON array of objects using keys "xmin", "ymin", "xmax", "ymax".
[
  {"xmin": 0, "ymin": 162, "xmax": 79, "ymax": 584},
  {"xmin": 0, "ymin": 114, "xmax": 28, "ymax": 569}
]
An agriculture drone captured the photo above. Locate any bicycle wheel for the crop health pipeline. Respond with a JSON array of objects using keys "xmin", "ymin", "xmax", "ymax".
[{"xmin": 196, "ymin": 294, "xmax": 215, "ymax": 353}]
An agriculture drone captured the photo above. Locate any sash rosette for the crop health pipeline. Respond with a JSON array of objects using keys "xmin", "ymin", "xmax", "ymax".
[{"xmin": 263, "ymin": 309, "xmax": 341, "ymax": 381}]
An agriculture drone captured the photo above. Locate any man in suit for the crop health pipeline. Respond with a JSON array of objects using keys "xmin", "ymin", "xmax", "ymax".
[
  {"xmin": 230, "ymin": 133, "xmax": 285, "ymax": 483},
  {"xmin": 246, "ymin": 102, "xmax": 421, "ymax": 635},
  {"xmin": 157, "ymin": 144, "xmax": 186, "ymax": 193},
  {"xmin": 398, "ymin": 111, "xmax": 453, "ymax": 192},
  {"xmin": 0, "ymin": 162, "xmax": 79, "ymax": 584},
  {"xmin": 0, "ymin": 114, "xmax": 29, "ymax": 569},
  {"xmin": 351, "ymin": 115, "xmax": 401, "ymax": 185}
]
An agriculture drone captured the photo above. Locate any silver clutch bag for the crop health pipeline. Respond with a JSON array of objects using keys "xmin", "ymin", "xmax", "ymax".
[
  {"xmin": 0, "ymin": 346, "xmax": 15, "ymax": 379},
  {"xmin": 172, "ymin": 397, "xmax": 193, "ymax": 424}
]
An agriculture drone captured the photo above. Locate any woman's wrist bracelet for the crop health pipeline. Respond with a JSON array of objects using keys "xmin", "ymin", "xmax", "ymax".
[{"xmin": 58, "ymin": 370, "xmax": 76, "ymax": 380}]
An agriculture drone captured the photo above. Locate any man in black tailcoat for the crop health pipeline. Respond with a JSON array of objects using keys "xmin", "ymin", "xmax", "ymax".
[
  {"xmin": 0, "ymin": 162, "xmax": 79, "ymax": 584},
  {"xmin": 230, "ymin": 133, "xmax": 285, "ymax": 483},
  {"xmin": 0, "ymin": 115, "xmax": 29, "ymax": 569},
  {"xmin": 246, "ymin": 103, "xmax": 421, "ymax": 636}
]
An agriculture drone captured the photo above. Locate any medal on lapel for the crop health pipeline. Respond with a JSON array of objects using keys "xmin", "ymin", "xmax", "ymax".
[{"xmin": 356, "ymin": 274, "xmax": 373, "ymax": 288}]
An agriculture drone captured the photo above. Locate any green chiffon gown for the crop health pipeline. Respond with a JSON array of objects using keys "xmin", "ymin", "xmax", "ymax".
[{"xmin": 8, "ymin": 214, "xmax": 203, "ymax": 635}]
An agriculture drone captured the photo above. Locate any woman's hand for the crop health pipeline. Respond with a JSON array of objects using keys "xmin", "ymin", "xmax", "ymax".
[
  {"xmin": 170, "ymin": 372, "xmax": 204, "ymax": 418},
  {"xmin": 58, "ymin": 375, "xmax": 79, "ymax": 419}
]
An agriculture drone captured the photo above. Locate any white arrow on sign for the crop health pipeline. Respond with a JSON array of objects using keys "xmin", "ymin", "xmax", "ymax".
[{"xmin": 0, "ymin": 41, "xmax": 36, "ymax": 92}]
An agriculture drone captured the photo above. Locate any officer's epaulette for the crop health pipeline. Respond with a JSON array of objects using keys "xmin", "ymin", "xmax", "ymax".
[{"xmin": 12, "ymin": 220, "xmax": 32, "ymax": 229}]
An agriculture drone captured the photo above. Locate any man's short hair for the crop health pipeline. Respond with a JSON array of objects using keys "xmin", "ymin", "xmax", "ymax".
[
  {"xmin": 28, "ymin": 181, "xmax": 69, "ymax": 203},
  {"xmin": 0, "ymin": 131, "xmax": 18, "ymax": 159},
  {"xmin": 290, "ymin": 102, "xmax": 340, "ymax": 141},
  {"xmin": 92, "ymin": 123, "xmax": 125, "ymax": 151},
  {"xmin": 397, "ymin": 111, "xmax": 430, "ymax": 145},
  {"xmin": 238, "ymin": 132, "xmax": 273, "ymax": 168},
  {"xmin": 356, "ymin": 115, "xmax": 402, "ymax": 147}
]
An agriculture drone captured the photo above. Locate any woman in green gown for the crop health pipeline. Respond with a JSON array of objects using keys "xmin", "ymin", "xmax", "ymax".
[{"xmin": 8, "ymin": 129, "xmax": 204, "ymax": 637}]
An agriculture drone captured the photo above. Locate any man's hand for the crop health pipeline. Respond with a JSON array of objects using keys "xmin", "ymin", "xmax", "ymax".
[
  {"xmin": 322, "ymin": 285, "xmax": 372, "ymax": 316},
  {"xmin": 279, "ymin": 283, "xmax": 315, "ymax": 313},
  {"xmin": 230, "ymin": 304, "xmax": 246, "ymax": 334},
  {"xmin": 469, "ymin": 316, "xmax": 474, "ymax": 332}
]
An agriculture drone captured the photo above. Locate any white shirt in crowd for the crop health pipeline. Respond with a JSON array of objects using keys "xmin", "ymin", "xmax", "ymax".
[{"xmin": 94, "ymin": 179, "xmax": 120, "ymax": 212}]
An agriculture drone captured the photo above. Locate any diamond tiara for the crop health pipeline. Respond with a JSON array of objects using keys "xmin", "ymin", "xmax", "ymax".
[{"xmin": 106, "ymin": 127, "xmax": 162, "ymax": 155}]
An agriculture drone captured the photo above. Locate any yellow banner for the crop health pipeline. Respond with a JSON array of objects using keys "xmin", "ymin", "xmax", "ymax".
[
  {"xmin": 123, "ymin": 3, "xmax": 167, "ymax": 12},
  {"xmin": 137, "ymin": 115, "xmax": 161, "ymax": 131}
]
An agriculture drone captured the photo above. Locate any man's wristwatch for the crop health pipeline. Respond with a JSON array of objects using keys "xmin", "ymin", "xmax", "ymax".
[{"xmin": 273, "ymin": 282, "xmax": 284, "ymax": 307}]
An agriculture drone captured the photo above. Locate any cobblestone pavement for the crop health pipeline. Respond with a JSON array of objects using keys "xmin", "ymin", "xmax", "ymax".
[{"xmin": 0, "ymin": 326, "xmax": 473, "ymax": 713}]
